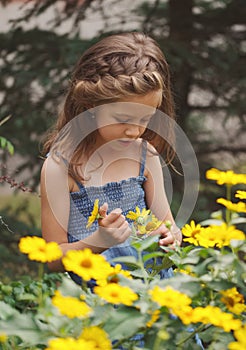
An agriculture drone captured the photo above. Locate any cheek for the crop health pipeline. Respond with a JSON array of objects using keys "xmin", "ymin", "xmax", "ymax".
[{"xmin": 98, "ymin": 125, "xmax": 122, "ymax": 138}]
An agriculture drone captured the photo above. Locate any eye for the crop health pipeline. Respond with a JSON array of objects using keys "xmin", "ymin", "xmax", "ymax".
[
  {"xmin": 114, "ymin": 117, "xmax": 130, "ymax": 124},
  {"xmin": 141, "ymin": 116, "xmax": 152, "ymax": 124}
]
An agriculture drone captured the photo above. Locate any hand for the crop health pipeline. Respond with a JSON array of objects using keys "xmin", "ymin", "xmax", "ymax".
[
  {"xmin": 92, "ymin": 203, "xmax": 132, "ymax": 248},
  {"xmin": 150, "ymin": 223, "xmax": 182, "ymax": 248}
]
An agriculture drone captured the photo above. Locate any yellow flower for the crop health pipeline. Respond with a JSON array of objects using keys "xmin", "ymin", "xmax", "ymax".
[
  {"xmin": 96, "ymin": 263, "xmax": 132, "ymax": 286},
  {"xmin": 220, "ymin": 288, "xmax": 246, "ymax": 315},
  {"xmin": 191, "ymin": 306, "xmax": 242, "ymax": 332},
  {"xmin": 46, "ymin": 337, "xmax": 97, "ymax": 350},
  {"xmin": 19, "ymin": 236, "xmax": 62, "ymax": 263},
  {"xmin": 86, "ymin": 199, "xmax": 100, "ymax": 228},
  {"xmin": 62, "ymin": 249, "xmax": 112, "ymax": 281},
  {"xmin": 206, "ymin": 168, "xmax": 246, "ymax": 186},
  {"xmin": 146, "ymin": 309, "xmax": 160, "ymax": 327},
  {"xmin": 175, "ymin": 266, "xmax": 196, "ymax": 277},
  {"xmin": 196, "ymin": 224, "xmax": 245, "ymax": 248},
  {"xmin": 228, "ymin": 325, "xmax": 246, "ymax": 350},
  {"xmin": 181, "ymin": 220, "xmax": 203, "ymax": 245},
  {"xmin": 149, "ymin": 286, "xmax": 194, "ymax": 325},
  {"xmin": 137, "ymin": 219, "xmax": 162, "ymax": 235},
  {"xmin": 80, "ymin": 326, "xmax": 112, "ymax": 350},
  {"xmin": 52, "ymin": 290, "xmax": 91, "ymax": 318},
  {"xmin": 217, "ymin": 198, "xmax": 246, "ymax": 213},
  {"xmin": 235, "ymin": 190, "xmax": 246, "ymax": 200},
  {"xmin": 149, "ymin": 286, "xmax": 192, "ymax": 309},
  {"xmin": 0, "ymin": 333, "xmax": 7, "ymax": 343},
  {"xmin": 94, "ymin": 283, "xmax": 138, "ymax": 306},
  {"xmin": 126, "ymin": 206, "xmax": 150, "ymax": 223}
]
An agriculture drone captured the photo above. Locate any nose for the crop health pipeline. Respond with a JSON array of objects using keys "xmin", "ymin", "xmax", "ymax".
[{"xmin": 124, "ymin": 124, "xmax": 141, "ymax": 138}]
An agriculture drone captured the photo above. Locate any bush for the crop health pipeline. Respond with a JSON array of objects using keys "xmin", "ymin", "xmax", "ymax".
[{"xmin": 0, "ymin": 169, "xmax": 245, "ymax": 350}]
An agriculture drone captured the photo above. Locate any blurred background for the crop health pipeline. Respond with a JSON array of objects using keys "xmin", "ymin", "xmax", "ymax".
[{"xmin": 0, "ymin": 0, "xmax": 245, "ymax": 281}]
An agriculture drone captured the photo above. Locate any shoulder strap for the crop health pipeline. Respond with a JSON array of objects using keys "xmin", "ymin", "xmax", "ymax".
[{"xmin": 139, "ymin": 140, "xmax": 147, "ymax": 176}]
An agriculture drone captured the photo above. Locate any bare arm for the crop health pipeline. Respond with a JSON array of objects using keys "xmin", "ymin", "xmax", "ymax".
[
  {"xmin": 143, "ymin": 145, "xmax": 182, "ymax": 246},
  {"xmin": 41, "ymin": 157, "xmax": 131, "ymax": 272}
]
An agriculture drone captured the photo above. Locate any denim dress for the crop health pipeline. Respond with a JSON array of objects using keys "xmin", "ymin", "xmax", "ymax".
[{"xmin": 67, "ymin": 140, "xmax": 173, "ymax": 285}]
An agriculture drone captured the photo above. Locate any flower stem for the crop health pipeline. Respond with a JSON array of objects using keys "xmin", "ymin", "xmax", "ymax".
[
  {"xmin": 37, "ymin": 263, "xmax": 44, "ymax": 306},
  {"xmin": 225, "ymin": 184, "xmax": 232, "ymax": 224},
  {"xmin": 137, "ymin": 248, "xmax": 148, "ymax": 284},
  {"xmin": 175, "ymin": 324, "xmax": 207, "ymax": 347}
]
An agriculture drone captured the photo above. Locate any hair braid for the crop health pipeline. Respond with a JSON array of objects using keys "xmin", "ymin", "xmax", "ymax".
[{"xmin": 43, "ymin": 32, "xmax": 176, "ymax": 180}]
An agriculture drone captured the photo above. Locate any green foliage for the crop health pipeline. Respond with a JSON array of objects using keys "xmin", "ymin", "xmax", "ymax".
[
  {"xmin": 0, "ymin": 174, "xmax": 245, "ymax": 349},
  {"xmin": 0, "ymin": 137, "xmax": 14, "ymax": 155}
]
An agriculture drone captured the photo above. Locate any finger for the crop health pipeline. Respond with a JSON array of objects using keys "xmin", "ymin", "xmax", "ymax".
[
  {"xmin": 105, "ymin": 214, "xmax": 125, "ymax": 228},
  {"xmin": 99, "ymin": 202, "xmax": 108, "ymax": 218},
  {"xmin": 159, "ymin": 233, "xmax": 175, "ymax": 246},
  {"xmin": 117, "ymin": 222, "xmax": 132, "ymax": 243},
  {"xmin": 149, "ymin": 224, "xmax": 169, "ymax": 236},
  {"xmin": 100, "ymin": 209, "xmax": 123, "ymax": 227}
]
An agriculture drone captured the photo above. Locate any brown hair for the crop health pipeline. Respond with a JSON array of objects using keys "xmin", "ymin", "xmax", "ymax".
[{"xmin": 43, "ymin": 32, "xmax": 176, "ymax": 181}]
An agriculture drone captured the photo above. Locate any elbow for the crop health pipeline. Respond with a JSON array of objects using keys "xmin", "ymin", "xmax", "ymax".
[{"xmin": 47, "ymin": 260, "xmax": 65, "ymax": 273}]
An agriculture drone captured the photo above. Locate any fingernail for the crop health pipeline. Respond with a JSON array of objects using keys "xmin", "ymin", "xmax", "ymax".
[{"xmin": 112, "ymin": 208, "xmax": 122, "ymax": 215}]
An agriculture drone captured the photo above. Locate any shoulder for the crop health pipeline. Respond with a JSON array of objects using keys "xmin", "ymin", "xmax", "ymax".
[
  {"xmin": 146, "ymin": 141, "xmax": 161, "ymax": 164},
  {"xmin": 40, "ymin": 156, "xmax": 74, "ymax": 192},
  {"xmin": 41, "ymin": 156, "xmax": 64, "ymax": 179},
  {"xmin": 144, "ymin": 141, "xmax": 162, "ymax": 177}
]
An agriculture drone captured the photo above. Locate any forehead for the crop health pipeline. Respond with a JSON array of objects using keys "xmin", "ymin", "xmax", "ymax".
[{"xmin": 97, "ymin": 90, "xmax": 162, "ymax": 118}]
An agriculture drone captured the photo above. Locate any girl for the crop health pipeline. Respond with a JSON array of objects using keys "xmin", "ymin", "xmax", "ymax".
[{"xmin": 41, "ymin": 31, "xmax": 182, "ymax": 285}]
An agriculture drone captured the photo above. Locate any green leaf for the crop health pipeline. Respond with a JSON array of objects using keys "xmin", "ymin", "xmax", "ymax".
[
  {"xmin": 0, "ymin": 136, "xmax": 7, "ymax": 148},
  {"xmin": 104, "ymin": 306, "xmax": 145, "ymax": 340},
  {"xmin": 132, "ymin": 236, "xmax": 159, "ymax": 251},
  {"xmin": 142, "ymin": 251, "xmax": 166, "ymax": 262},
  {"xmin": 0, "ymin": 301, "xmax": 46, "ymax": 345},
  {"xmin": 111, "ymin": 256, "xmax": 138, "ymax": 265},
  {"xmin": 0, "ymin": 136, "xmax": 14, "ymax": 154},
  {"xmin": 7, "ymin": 140, "xmax": 14, "ymax": 155}
]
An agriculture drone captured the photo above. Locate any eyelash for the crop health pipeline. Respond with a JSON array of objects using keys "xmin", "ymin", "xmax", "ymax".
[{"xmin": 114, "ymin": 117, "xmax": 151, "ymax": 124}]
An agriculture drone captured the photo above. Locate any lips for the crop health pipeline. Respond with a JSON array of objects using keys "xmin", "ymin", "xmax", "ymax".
[{"xmin": 118, "ymin": 140, "xmax": 133, "ymax": 146}]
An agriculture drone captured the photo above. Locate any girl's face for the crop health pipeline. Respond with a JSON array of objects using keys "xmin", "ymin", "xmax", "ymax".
[{"xmin": 94, "ymin": 90, "xmax": 162, "ymax": 149}]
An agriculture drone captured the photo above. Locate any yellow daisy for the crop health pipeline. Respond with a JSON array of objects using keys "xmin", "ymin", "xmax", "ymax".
[
  {"xmin": 126, "ymin": 206, "xmax": 150, "ymax": 224},
  {"xmin": 146, "ymin": 309, "xmax": 160, "ymax": 328},
  {"xmin": 181, "ymin": 220, "xmax": 203, "ymax": 245},
  {"xmin": 19, "ymin": 236, "xmax": 62, "ymax": 263},
  {"xmin": 0, "ymin": 333, "xmax": 7, "ymax": 343},
  {"xmin": 96, "ymin": 263, "xmax": 132, "ymax": 286},
  {"xmin": 62, "ymin": 248, "xmax": 112, "ymax": 281},
  {"xmin": 94, "ymin": 283, "xmax": 138, "ymax": 306},
  {"xmin": 228, "ymin": 325, "xmax": 246, "ymax": 350},
  {"xmin": 206, "ymin": 168, "xmax": 246, "ymax": 186},
  {"xmin": 196, "ymin": 224, "xmax": 245, "ymax": 248},
  {"xmin": 86, "ymin": 199, "xmax": 101, "ymax": 228},
  {"xmin": 220, "ymin": 288, "xmax": 246, "ymax": 315},
  {"xmin": 52, "ymin": 290, "xmax": 91, "ymax": 318},
  {"xmin": 235, "ymin": 190, "xmax": 246, "ymax": 200},
  {"xmin": 80, "ymin": 326, "xmax": 112, "ymax": 350},
  {"xmin": 191, "ymin": 306, "xmax": 242, "ymax": 332},
  {"xmin": 46, "ymin": 337, "xmax": 97, "ymax": 350},
  {"xmin": 149, "ymin": 286, "xmax": 192, "ymax": 309},
  {"xmin": 217, "ymin": 198, "xmax": 246, "ymax": 213}
]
